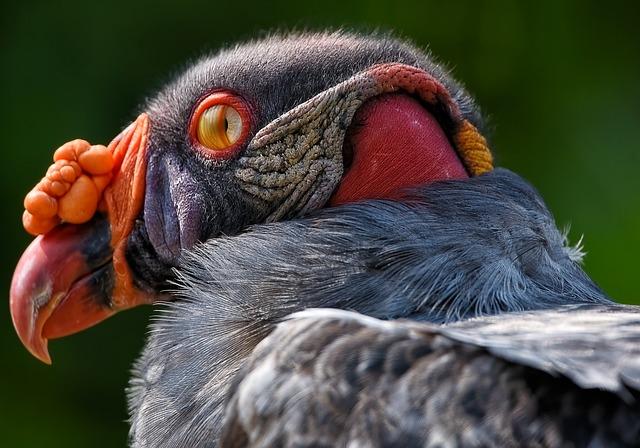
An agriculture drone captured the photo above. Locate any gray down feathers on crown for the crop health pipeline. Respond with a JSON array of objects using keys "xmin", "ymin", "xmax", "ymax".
[
  {"xmin": 144, "ymin": 30, "xmax": 485, "ymax": 149},
  {"xmin": 127, "ymin": 169, "xmax": 615, "ymax": 447}
]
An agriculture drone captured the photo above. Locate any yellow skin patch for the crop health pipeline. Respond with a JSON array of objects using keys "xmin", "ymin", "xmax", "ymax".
[{"xmin": 23, "ymin": 139, "xmax": 115, "ymax": 235}]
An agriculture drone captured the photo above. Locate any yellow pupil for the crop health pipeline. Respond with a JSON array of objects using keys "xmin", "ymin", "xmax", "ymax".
[{"xmin": 197, "ymin": 105, "xmax": 242, "ymax": 150}]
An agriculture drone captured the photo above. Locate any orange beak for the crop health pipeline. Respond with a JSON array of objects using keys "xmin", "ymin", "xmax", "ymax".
[{"xmin": 10, "ymin": 114, "xmax": 151, "ymax": 364}]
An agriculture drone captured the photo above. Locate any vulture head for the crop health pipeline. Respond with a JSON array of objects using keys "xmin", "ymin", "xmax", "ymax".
[{"xmin": 10, "ymin": 32, "xmax": 493, "ymax": 364}]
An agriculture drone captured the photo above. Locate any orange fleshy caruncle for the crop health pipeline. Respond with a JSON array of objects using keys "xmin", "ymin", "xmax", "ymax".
[
  {"xmin": 22, "ymin": 140, "xmax": 115, "ymax": 235},
  {"xmin": 21, "ymin": 115, "xmax": 148, "ymax": 237}
]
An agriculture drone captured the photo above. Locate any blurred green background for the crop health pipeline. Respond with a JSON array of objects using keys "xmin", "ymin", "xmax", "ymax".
[{"xmin": 1, "ymin": 0, "xmax": 638, "ymax": 445}]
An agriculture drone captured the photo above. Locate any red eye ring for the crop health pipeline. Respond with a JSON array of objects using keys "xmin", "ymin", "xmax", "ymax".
[{"xmin": 188, "ymin": 91, "xmax": 252, "ymax": 159}]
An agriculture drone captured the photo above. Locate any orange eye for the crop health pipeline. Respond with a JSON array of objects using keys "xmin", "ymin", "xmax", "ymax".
[{"xmin": 189, "ymin": 92, "xmax": 251, "ymax": 158}]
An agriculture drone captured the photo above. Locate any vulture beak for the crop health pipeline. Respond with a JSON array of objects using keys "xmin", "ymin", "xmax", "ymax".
[{"xmin": 10, "ymin": 114, "xmax": 150, "ymax": 364}]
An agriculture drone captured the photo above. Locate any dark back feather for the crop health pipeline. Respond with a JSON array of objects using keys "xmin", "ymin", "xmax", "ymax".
[{"xmin": 221, "ymin": 308, "xmax": 640, "ymax": 447}]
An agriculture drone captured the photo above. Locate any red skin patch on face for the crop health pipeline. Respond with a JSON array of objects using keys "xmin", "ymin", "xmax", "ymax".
[{"xmin": 329, "ymin": 93, "xmax": 468, "ymax": 206}]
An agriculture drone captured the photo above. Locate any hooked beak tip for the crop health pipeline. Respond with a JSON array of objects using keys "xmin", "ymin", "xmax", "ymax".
[
  {"xmin": 27, "ymin": 336, "xmax": 52, "ymax": 365},
  {"xmin": 9, "ymin": 292, "xmax": 53, "ymax": 365}
]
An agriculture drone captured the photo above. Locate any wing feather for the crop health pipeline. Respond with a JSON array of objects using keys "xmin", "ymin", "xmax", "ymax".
[{"xmin": 220, "ymin": 306, "xmax": 640, "ymax": 447}]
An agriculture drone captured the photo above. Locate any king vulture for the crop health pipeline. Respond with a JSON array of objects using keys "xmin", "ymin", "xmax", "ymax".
[{"xmin": 10, "ymin": 32, "xmax": 640, "ymax": 447}]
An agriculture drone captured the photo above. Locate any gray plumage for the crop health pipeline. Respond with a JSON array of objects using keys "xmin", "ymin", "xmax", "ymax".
[{"xmin": 128, "ymin": 169, "xmax": 635, "ymax": 447}]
